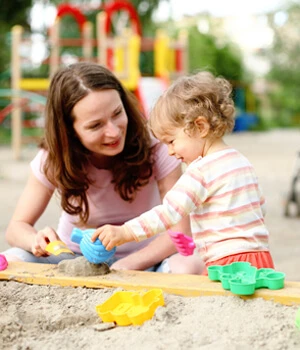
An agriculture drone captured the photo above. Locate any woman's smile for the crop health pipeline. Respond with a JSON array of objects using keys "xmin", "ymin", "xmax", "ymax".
[{"xmin": 103, "ymin": 138, "xmax": 121, "ymax": 148}]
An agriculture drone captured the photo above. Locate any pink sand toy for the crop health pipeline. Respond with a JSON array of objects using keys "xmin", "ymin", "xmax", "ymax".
[
  {"xmin": 168, "ymin": 231, "xmax": 195, "ymax": 256},
  {"xmin": 0, "ymin": 254, "xmax": 8, "ymax": 271}
]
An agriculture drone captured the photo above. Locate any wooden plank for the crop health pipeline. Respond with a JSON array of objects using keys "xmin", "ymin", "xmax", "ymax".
[{"xmin": 1, "ymin": 262, "xmax": 300, "ymax": 306}]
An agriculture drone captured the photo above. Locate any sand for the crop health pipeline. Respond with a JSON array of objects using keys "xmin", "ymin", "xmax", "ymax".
[
  {"xmin": 1, "ymin": 281, "xmax": 300, "ymax": 350},
  {"xmin": 58, "ymin": 257, "xmax": 110, "ymax": 276},
  {"xmin": 1, "ymin": 129, "xmax": 300, "ymax": 349}
]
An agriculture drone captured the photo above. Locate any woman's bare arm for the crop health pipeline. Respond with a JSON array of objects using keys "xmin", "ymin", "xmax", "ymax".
[{"xmin": 5, "ymin": 171, "xmax": 56, "ymax": 253}]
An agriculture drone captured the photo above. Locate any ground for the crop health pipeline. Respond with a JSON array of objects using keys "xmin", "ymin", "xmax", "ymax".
[{"xmin": 1, "ymin": 129, "xmax": 300, "ymax": 349}]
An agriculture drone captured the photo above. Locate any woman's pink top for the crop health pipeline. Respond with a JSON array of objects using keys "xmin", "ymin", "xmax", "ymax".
[{"xmin": 30, "ymin": 141, "xmax": 180, "ymax": 258}]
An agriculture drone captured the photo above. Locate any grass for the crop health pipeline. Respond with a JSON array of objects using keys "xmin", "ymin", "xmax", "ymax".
[{"xmin": 0, "ymin": 126, "xmax": 43, "ymax": 145}]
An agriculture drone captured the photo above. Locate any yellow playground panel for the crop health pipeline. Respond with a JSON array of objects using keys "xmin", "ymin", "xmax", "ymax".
[{"xmin": 18, "ymin": 78, "xmax": 50, "ymax": 91}]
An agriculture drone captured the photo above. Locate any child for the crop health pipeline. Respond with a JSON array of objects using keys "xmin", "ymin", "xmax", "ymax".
[{"xmin": 91, "ymin": 71, "xmax": 275, "ymax": 274}]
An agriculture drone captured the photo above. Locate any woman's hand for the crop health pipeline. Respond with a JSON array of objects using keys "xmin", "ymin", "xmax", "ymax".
[
  {"xmin": 91, "ymin": 224, "xmax": 135, "ymax": 251},
  {"xmin": 31, "ymin": 226, "xmax": 59, "ymax": 257}
]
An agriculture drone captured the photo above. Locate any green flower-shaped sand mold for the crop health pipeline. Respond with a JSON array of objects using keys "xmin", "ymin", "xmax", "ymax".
[{"xmin": 207, "ymin": 262, "xmax": 285, "ymax": 295}]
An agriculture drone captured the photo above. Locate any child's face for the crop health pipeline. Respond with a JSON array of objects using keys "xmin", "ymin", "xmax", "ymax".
[{"xmin": 161, "ymin": 127, "xmax": 205, "ymax": 165}]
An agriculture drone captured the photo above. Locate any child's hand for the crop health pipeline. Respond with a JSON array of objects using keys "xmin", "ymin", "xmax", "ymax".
[
  {"xmin": 168, "ymin": 230, "xmax": 196, "ymax": 256},
  {"xmin": 91, "ymin": 225, "xmax": 135, "ymax": 251}
]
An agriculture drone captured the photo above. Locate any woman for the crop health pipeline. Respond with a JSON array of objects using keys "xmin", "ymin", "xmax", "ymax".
[{"xmin": 3, "ymin": 62, "xmax": 204, "ymax": 274}]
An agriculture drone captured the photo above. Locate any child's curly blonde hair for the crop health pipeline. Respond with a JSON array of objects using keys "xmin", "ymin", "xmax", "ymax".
[{"xmin": 149, "ymin": 71, "xmax": 235, "ymax": 139}]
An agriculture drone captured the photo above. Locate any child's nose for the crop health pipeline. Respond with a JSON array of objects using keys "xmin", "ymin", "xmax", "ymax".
[{"xmin": 168, "ymin": 144, "xmax": 175, "ymax": 156}]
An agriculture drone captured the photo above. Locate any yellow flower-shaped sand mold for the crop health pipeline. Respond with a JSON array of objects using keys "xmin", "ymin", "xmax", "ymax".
[{"xmin": 96, "ymin": 288, "xmax": 164, "ymax": 326}]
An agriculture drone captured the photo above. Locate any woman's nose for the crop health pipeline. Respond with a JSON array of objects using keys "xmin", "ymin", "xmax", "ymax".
[{"xmin": 104, "ymin": 121, "xmax": 119, "ymax": 136}]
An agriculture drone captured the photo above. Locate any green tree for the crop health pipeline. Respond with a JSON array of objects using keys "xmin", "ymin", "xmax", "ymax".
[
  {"xmin": 267, "ymin": 3, "xmax": 300, "ymax": 126},
  {"xmin": 128, "ymin": 0, "xmax": 164, "ymax": 35},
  {"xmin": 0, "ymin": 0, "xmax": 32, "ymax": 80},
  {"xmin": 0, "ymin": 0, "xmax": 32, "ymax": 27},
  {"xmin": 188, "ymin": 26, "xmax": 244, "ymax": 81}
]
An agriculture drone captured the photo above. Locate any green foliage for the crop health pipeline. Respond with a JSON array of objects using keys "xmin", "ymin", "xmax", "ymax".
[
  {"xmin": 267, "ymin": 3, "xmax": 300, "ymax": 127},
  {"xmin": 129, "ymin": 0, "xmax": 163, "ymax": 35},
  {"xmin": 0, "ymin": 124, "xmax": 43, "ymax": 145},
  {"xmin": 215, "ymin": 44, "xmax": 244, "ymax": 82},
  {"xmin": 0, "ymin": 126, "xmax": 11, "ymax": 144},
  {"xmin": 140, "ymin": 51, "xmax": 154, "ymax": 76},
  {"xmin": 0, "ymin": 0, "xmax": 32, "ymax": 83},
  {"xmin": 0, "ymin": 0, "xmax": 32, "ymax": 28},
  {"xmin": 188, "ymin": 28, "xmax": 218, "ymax": 73},
  {"xmin": 0, "ymin": 30, "xmax": 11, "ymax": 74},
  {"xmin": 22, "ymin": 64, "xmax": 49, "ymax": 78},
  {"xmin": 55, "ymin": 14, "xmax": 85, "ymax": 61},
  {"xmin": 188, "ymin": 26, "xmax": 244, "ymax": 82}
]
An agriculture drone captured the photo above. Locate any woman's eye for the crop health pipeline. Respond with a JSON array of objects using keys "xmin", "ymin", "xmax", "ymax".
[
  {"xmin": 113, "ymin": 109, "xmax": 122, "ymax": 117},
  {"xmin": 90, "ymin": 123, "xmax": 102, "ymax": 130}
]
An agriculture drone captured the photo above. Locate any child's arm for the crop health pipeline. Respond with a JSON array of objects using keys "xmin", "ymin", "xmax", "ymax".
[
  {"xmin": 91, "ymin": 224, "xmax": 136, "ymax": 251},
  {"xmin": 92, "ymin": 166, "xmax": 203, "ymax": 250}
]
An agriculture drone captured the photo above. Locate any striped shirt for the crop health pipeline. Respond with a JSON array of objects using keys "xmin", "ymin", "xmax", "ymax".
[{"xmin": 124, "ymin": 148, "xmax": 270, "ymax": 263}]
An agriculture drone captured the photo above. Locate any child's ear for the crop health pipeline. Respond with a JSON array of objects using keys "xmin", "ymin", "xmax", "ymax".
[{"xmin": 194, "ymin": 116, "xmax": 210, "ymax": 137}]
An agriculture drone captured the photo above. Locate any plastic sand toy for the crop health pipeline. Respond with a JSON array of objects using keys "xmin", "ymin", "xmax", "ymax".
[
  {"xmin": 207, "ymin": 262, "xmax": 285, "ymax": 295},
  {"xmin": 45, "ymin": 240, "xmax": 74, "ymax": 256},
  {"xmin": 0, "ymin": 254, "xmax": 8, "ymax": 271},
  {"xmin": 71, "ymin": 228, "xmax": 116, "ymax": 264},
  {"xmin": 168, "ymin": 231, "xmax": 195, "ymax": 256},
  {"xmin": 295, "ymin": 308, "xmax": 300, "ymax": 329},
  {"xmin": 96, "ymin": 289, "xmax": 164, "ymax": 326}
]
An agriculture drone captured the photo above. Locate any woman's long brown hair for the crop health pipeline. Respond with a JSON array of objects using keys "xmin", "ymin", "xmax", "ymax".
[{"xmin": 41, "ymin": 62, "xmax": 153, "ymax": 223}]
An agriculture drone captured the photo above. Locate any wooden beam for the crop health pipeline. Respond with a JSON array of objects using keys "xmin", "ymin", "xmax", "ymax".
[{"xmin": 1, "ymin": 262, "xmax": 300, "ymax": 306}]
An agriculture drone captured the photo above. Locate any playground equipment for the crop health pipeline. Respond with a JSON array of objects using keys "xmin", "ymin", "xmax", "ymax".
[
  {"xmin": 232, "ymin": 83, "xmax": 259, "ymax": 132},
  {"xmin": 7, "ymin": 0, "xmax": 188, "ymax": 159}
]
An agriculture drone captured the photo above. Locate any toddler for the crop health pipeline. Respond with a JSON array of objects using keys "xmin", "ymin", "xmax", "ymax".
[{"xmin": 91, "ymin": 71, "xmax": 275, "ymax": 273}]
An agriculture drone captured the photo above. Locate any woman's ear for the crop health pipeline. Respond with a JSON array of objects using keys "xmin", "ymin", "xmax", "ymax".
[{"xmin": 194, "ymin": 116, "xmax": 210, "ymax": 137}]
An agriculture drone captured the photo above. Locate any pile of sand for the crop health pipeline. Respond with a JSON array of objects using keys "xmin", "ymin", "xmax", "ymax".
[{"xmin": 1, "ymin": 281, "xmax": 300, "ymax": 350}]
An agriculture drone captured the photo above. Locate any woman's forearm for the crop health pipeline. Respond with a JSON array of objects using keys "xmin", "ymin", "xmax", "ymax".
[
  {"xmin": 6, "ymin": 221, "xmax": 37, "ymax": 252},
  {"xmin": 5, "ymin": 171, "xmax": 54, "ymax": 253}
]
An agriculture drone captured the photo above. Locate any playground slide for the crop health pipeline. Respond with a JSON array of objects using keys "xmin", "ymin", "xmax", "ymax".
[{"xmin": 137, "ymin": 77, "xmax": 168, "ymax": 118}]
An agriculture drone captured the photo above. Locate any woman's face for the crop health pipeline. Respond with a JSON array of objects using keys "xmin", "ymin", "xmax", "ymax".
[{"xmin": 73, "ymin": 89, "xmax": 128, "ymax": 159}]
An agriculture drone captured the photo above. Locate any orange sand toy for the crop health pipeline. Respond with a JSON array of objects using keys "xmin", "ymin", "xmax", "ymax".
[{"xmin": 96, "ymin": 288, "xmax": 164, "ymax": 326}]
